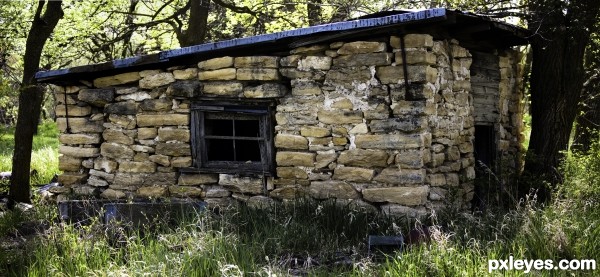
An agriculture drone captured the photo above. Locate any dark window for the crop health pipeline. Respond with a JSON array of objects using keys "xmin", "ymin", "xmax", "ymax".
[{"xmin": 190, "ymin": 101, "xmax": 274, "ymax": 175}]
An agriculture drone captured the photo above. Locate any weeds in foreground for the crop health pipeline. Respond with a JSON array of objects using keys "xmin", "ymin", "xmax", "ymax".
[{"xmin": 0, "ymin": 135, "xmax": 598, "ymax": 276}]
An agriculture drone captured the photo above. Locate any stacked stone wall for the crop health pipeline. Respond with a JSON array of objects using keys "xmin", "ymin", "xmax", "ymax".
[{"xmin": 51, "ymin": 34, "xmax": 521, "ymax": 216}]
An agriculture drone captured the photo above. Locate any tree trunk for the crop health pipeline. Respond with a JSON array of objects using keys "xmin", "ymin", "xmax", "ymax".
[
  {"xmin": 525, "ymin": 0, "xmax": 600, "ymax": 197},
  {"xmin": 178, "ymin": 0, "xmax": 210, "ymax": 47},
  {"xmin": 574, "ymin": 70, "xmax": 600, "ymax": 152},
  {"xmin": 307, "ymin": 0, "xmax": 322, "ymax": 26},
  {"xmin": 9, "ymin": 0, "xmax": 63, "ymax": 205}
]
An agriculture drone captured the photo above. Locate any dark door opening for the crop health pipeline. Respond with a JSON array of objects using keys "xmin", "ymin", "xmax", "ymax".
[{"xmin": 472, "ymin": 124, "xmax": 496, "ymax": 211}]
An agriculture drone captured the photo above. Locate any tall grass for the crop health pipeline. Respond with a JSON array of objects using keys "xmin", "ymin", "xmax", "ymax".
[
  {"xmin": 0, "ymin": 132, "xmax": 598, "ymax": 276},
  {"xmin": 0, "ymin": 120, "xmax": 59, "ymax": 189}
]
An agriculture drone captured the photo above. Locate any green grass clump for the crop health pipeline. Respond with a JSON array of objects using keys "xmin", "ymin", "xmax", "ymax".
[{"xmin": 0, "ymin": 120, "xmax": 59, "ymax": 191}]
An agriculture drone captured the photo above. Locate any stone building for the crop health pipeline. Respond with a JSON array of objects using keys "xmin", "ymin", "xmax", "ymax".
[{"xmin": 37, "ymin": 9, "xmax": 528, "ymax": 216}]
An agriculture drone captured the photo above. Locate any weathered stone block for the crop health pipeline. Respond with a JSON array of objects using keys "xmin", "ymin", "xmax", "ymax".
[
  {"xmin": 390, "ymin": 34, "xmax": 434, "ymax": 49},
  {"xmin": 234, "ymin": 56, "xmax": 279, "ymax": 68},
  {"xmin": 392, "ymin": 101, "xmax": 435, "ymax": 116},
  {"xmin": 276, "ymin": 152, "xmax": 315, "ymax": 167},
  {"xmin": 395, "ymin": 149, "xmax": 424, "ymax": 169},
  {"xmin": 108, "ymin": 114, "xmax": 137, "ymax": 129},
  {"xmin": 355, "ymin": 134, "xmax": 423, "ymax": 149},
  {"xmin": 137, "ymin": 186, "xmax": 169, "ymax": 198},
  {"xmin": 148, "ymin": 155, "xmax": 170, "ymax": 166},
  {"xmin": 331, "ymin": 99, "xmax": 353, "ymax": 110},
  {"xmin": 198, "ymin": 56, "xmax": 234, "ymax": 70},
  {"xmin": 94, "ymin": 158, "xmax": 118, "ymax": 173},
  {"xmin": 333, "ymin": 167, "xmax": 374, "ymax": 182},
  {"xmin": 381, "ymin": 204, "xmax": 427, "ymax": 218},
  {"xmin": 178, "ymin": 174, "xmax": 219, "ymax": 185},
  {"xmin": 155, "ymin": 142, "xmax": 191, "ymax": 156},
  {"xmin": 73, "ymin": 186, "xmax": 98, "ymax": 196},
  {"xmin": 55, "ymin": 105, "xmax": 92, "ymax": 117},
  {"xmin": 59, "ymin": 146, "xmax": 100, "ymax": 158},
  {"xmin": 373, "ymin": 168, "xmax": 425, "ymax": 185},
  {"xmin": 59, "ymin": 133, "xmax": 101, "ymax": 145},
  {"xmin": 59, "ymin": 155, "xmax": 82, "ymax": 172},
  {"xmin": 101, "ymin": 143, "xmax": 134, "ymax": 160},
  {"xmin": 173, "ymin": 68, "xmax": 198, "ymax": 80},
  {"xmin": 93, "ymin": 72, "xmax": 141, "ymax": 88},
  {"xmin": 298, "ymin": 56, "xmax": 332, "ymax": 71},
  {"xmin": 291, "ymin": 80, "xmax": 322, "ymax": 96},
  {"xmin": 171, "ymin": 156, "xmax": 192, "ymax": 167},
  {"xmin": 279, "ymin": 55, "xmax": 301, "ymax": 67},
  {"xmin": 426, "ymin": 173, "xmax": 446, "ymax": 187},
  {"xmin": 58, "ymin": 173, "xmax": 88, "ymax": 185},
  {"xmin": 332, "ymin": 137, "xmax": 347, "ymax": 146},
  {"xmin": 138, "ymin": 128, "xmax": 158, "ymax": 140},
  {"xmin": 167, "ymin": 80, "xmax": 201, "ymax": 98},
  {"xmin": 103, "ymin": 129, "xmax": 135, "ymax": 145},
  {"xmin": 446, "ymin": 146, "xmax": 461, "ymax": 161},
  {"xmin": 244, "ymin": 83, "xmax": 288, "ymax": 98},
  {"xmin": 300, "ymin": 126, "xmax": 330, "ymax": 138},
  {"xmin": 140, "ymin": 98, "xmax": 172, "ymax": 112},
  {"xmin": 101, "ymin": 189, "xmax": 126, "ymax": 199},
  {"xmin": 347, "ymin": 124, "xmax": 367, "ymax": 135},
  {"xmin": 237, "ymin": 68, "xmax": 280, "ymax": 81},
  {"xmin": 204, "ymin": 186, "xmax": 231, "ymax": 198},
  {"xmin": 275, "ymin": 134, "xmax": 308, "ymax": 150},
  {"xmin": 277, "ymin": 167, "xmax": 308, "ymax": 179},
  {"xmin": 370, "ymin": 117, "xmax": 427, "ymax": 133},
  {"xmin": 279, "ymin": 68, "xmax": 326, "ymax": 80},
  {"xmin": 376, "ymin": 65, "xmax": 437, "ymax": 84},
  {"xmin": 390, "ymin": 83, "xmax": 435, "ymax": 100},
  {"xmin": 57, "ymin": 118, "xmax": 105, "ymax": 134},
  {"xmin": 270, "ymin": 186, "xmax": 306, "ymax": 199},
  {"xmin": 55, "ymin": 93, "xmax": 78, "ymax": 105},
  {"xmin": 88, "ymin": 176, "xmax": 109, "ymax": 187},
  {"xmin": 104, "ymin": 101, "xmax": 138, "ymax": 115},
  {"xmin": 363, "ymin": 186, "xmax": 429, "ymax": 205},
  {"xmin": 219, "ymin": 174, "xmax": 263, "ymax": 194},
  {"xmin": 89, "ymin": 169, "xmax": 115, "ymax": 182},
  {"xmin": 203, "ymin": 81, "xmax": 243, "ymax": 95},
  {"xmin": 333, "ymin": 53, "xmax": 392, "ymax": 67},
  {"xmin": 446, "ymin": 173, "xmax": 459, "ymax": 186},
  {"xmin": 338, "ymin": 149, "xmax": 388, "ymax": 167},
  {"xmin": 315, "ymin": 150, "xmax": 337, "ymax": 169},
  {"xmin": 337, "ymin": 41, "xmax": 386, "ymax": 54},
  {"xmin": 131, "ymin": 145, "xmax": 154, "ymax": 154},
  {"xmin": 309, "ymin": 181, "xmax": 359, "ymax": 199},
  {"xmin": 139, "ymin": 72, "xmax": 175, "ymax": 89},
  {"xmin": 169, "ymin": 186, "xmax": 203, "ymax": 198},
  {"xmin": 158, "ymin": 128, "xmax": 190, "ymax": 142},
  {"xmin": 78, "ymin": 88, "xmax": 115, "ymax": 107},
  {"xmin": 429, "ymin": 187, "xmax": 447, "ymax": 201},
  {"xmin": 317, "ymin": 110, "xmax": 363, "ymax": 124},
  {"xmin": 290, "ymin": 44, "xmax": 328, "ymax": 55},
  {"xmin": 137, "ymin": 114, "xmax": 188, "ymax": 127},
  {"xmin": 119, "ymin": 161, "xmax": 156, "ymax": 173},
  {"xmin": 198, "ymin": 68, "xmax": 237, "ymax": 80},
  {"xmin": 324, "ymin": 68, "xmax": 372, "ymax": 87},
  {"xmin": 394, "ymin": 50, "xmax": 436, "ymax": 65}
]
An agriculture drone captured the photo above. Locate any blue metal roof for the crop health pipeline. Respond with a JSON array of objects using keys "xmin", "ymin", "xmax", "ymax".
[{"xmin": 35, "ymin": 8, "xmax": 528, "ymax": 83}]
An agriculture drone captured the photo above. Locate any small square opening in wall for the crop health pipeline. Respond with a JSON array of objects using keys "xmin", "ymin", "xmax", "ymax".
[{"xmin": 190, "ymin": 100, "xmax": 275, "ymax": 175}]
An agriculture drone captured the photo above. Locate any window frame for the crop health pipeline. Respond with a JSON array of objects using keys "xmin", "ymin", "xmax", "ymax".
[{"xmin": 190, "ymin": 99, "xmax": 275, "ymax": 176}]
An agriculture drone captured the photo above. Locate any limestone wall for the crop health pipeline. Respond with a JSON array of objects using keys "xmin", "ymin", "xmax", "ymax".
[{"xmin": 51, "ymin": 34, "xmax": 522, "ymax": 216}]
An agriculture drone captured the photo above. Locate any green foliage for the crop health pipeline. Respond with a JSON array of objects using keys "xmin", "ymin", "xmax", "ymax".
[{"xmin": 0, "ymin": 120, "xmax": 59, "ymax": 193}]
